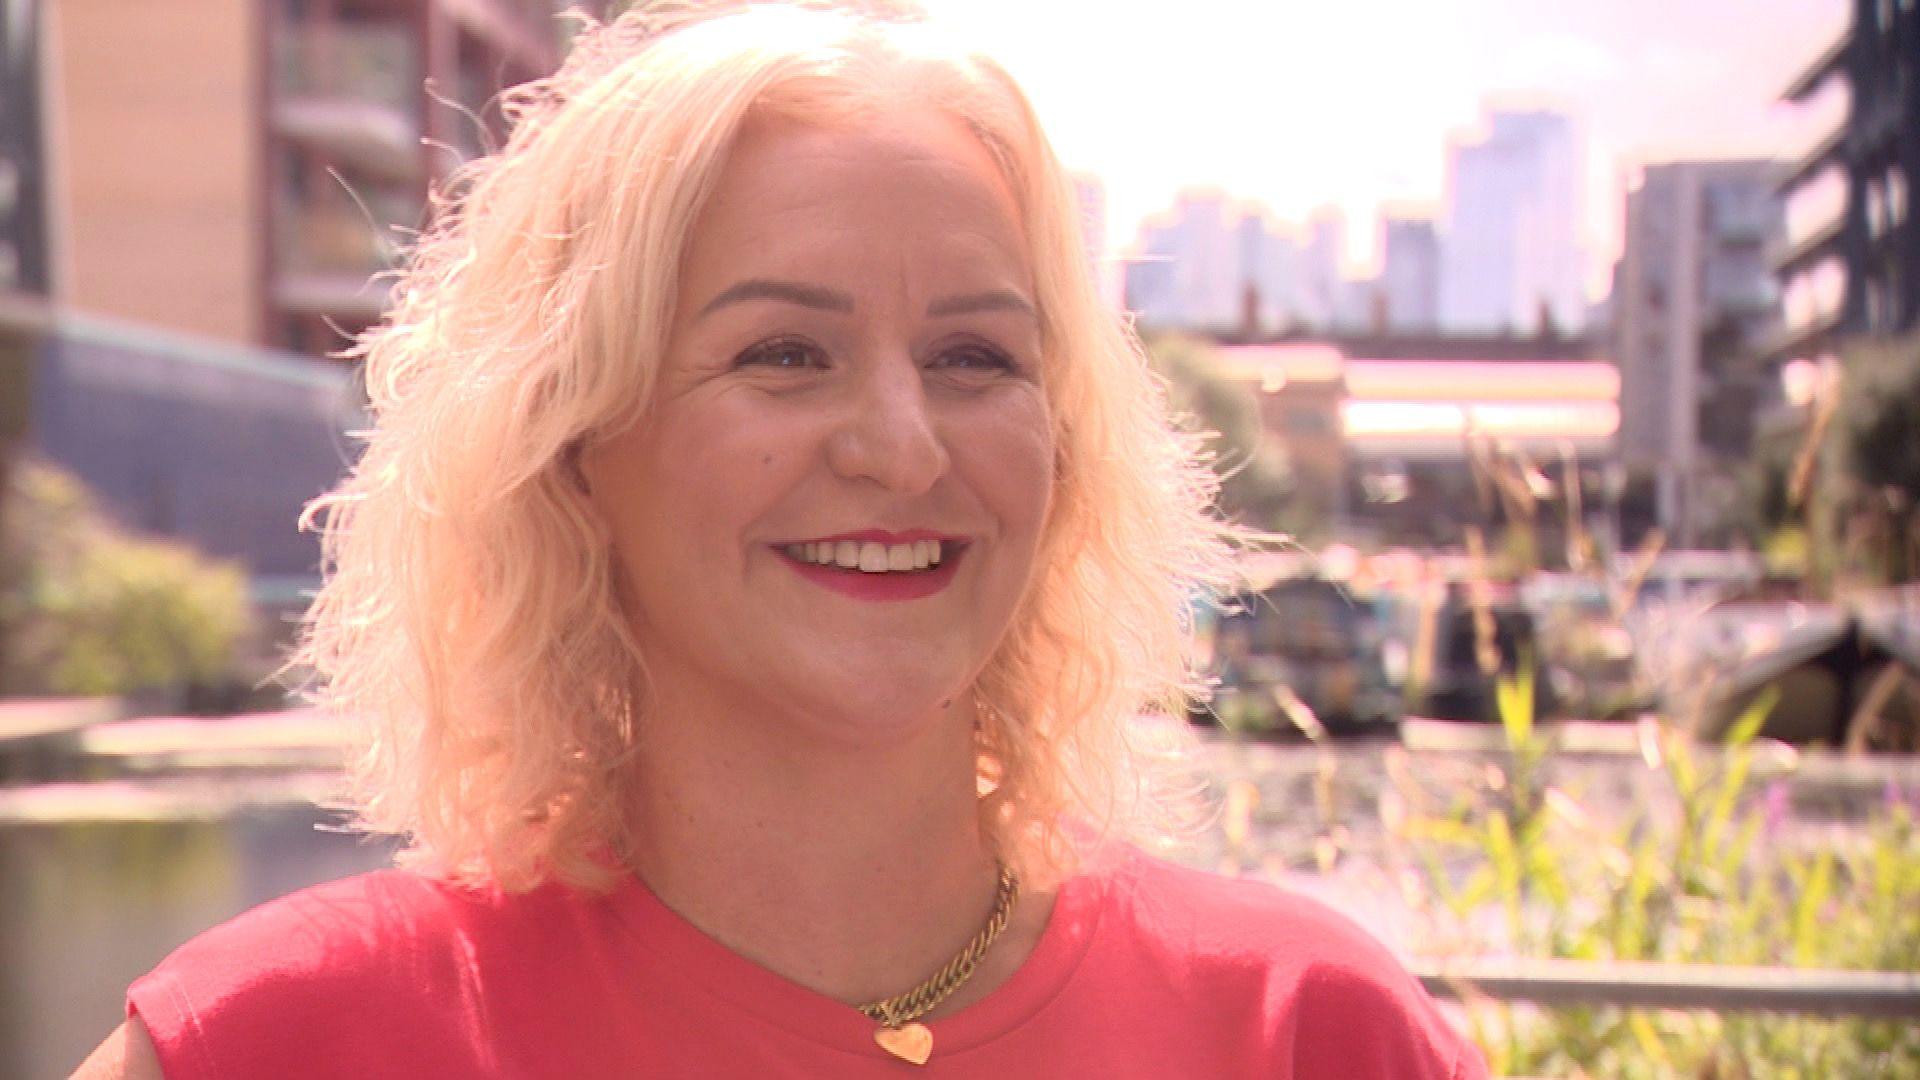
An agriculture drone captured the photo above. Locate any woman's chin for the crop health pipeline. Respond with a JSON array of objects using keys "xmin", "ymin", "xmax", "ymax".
[
  {"xmin": 736, "ymin": 642, "xmax": 974, "ymax": 718},
  {"xmin": 770, "ymin": 679, "xmax": 975, "ymax": 750}
]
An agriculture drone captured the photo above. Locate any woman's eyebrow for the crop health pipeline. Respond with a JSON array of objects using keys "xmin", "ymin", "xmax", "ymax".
[
  {"xmin": 697, "ymin": 279, "xmax": 1038, "ymax": 323},
  {"xmin": 926, "ymin": 289, "xmax": 1037, "ymax": 319},
  {"xmin": 697, "ymin": 279, "xmax": 856, "ymax": 319}
]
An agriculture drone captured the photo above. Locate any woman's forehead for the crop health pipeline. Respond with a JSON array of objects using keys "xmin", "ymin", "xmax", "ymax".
[
  {"xmin": 713, "ymin": 109, "xmax": 1020, "ymax": 233},
  {"xmin": 675, "ymin": 110, "xmax": 1035, "ymax": 308}
]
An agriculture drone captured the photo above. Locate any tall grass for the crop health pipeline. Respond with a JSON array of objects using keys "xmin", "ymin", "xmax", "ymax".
[{"xmin": 1396, "ymin": 678, "xmax": 1920, "ymax": 1077}]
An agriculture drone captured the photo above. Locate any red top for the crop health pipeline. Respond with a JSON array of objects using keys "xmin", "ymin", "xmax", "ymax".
[{"xmin": 129, "ymin": 850, "xmax": 1485, "ymax": 1078}]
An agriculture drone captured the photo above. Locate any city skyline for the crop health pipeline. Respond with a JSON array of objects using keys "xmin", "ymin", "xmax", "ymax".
[
  {"xmin": 920, "ymin": 0, "xmax": 1846, "ymax": 298},
  {"xmin": 1117, "ymin": 106, "xmax": 1588, "ymax": 338}
]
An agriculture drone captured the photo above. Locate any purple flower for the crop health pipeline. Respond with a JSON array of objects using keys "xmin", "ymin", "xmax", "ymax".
[
  {"xmin": 1885, "ymin": 778, "xmax": 1912, "ymax": 816},
  {"xmin": 1764, "ymin": 779, "xmax": 1792, "ymax": 833}
]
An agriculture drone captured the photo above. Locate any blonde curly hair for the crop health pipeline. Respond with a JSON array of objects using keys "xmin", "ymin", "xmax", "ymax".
[{"xmin": 295, "ymin": 0, "xmax": 1241, "ymax": 892}]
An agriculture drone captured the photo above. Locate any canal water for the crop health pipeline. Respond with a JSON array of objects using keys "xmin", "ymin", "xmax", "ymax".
[{"xmin": 0, "ymin": 789, "xmax": 395, "ymax": 1077}]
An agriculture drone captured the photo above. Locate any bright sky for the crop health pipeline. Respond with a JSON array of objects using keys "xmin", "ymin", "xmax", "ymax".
[{"xmin": 920, "ymin": 0, "xmax": 1849, "ymax": 297}]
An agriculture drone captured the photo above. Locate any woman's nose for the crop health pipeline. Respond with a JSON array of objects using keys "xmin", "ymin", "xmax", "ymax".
[{"xmin": 825, "ymin": 358, "xmax": 950, "ymax": 494}]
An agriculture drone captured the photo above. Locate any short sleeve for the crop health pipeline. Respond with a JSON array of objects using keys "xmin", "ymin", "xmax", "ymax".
[{"xmin": 120, "ymin": 871, "xmax": 471, "ymax": 1079}]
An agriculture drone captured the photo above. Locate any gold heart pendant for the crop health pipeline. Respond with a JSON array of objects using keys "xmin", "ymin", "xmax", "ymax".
[{"xmin": 874, "ymin": 1022, "xmax": 933, "ymax": 1065}]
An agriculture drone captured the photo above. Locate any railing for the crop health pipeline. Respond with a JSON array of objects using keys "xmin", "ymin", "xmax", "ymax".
[
  {"xmin": 1417, "ymin": 957, "xmax": 1920, "ymax": 1019},
  {"xmin": 272, "ymin": 23, "xmax": 424, "ymax": 183}
]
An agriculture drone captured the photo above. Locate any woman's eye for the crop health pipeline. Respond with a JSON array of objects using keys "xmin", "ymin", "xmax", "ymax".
[
  {"xmin": 734, "ymin": 339, "xmax": 827, "ymax": 370},
  {"xmin": 933, "ymin": 344, "xmax": 1017, "ymax": 373}
]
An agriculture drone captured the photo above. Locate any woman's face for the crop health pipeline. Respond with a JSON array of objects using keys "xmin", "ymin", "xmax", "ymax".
[{"xmin": 582, "ymin": 107, "xmax": 1054, "ymax": 741}]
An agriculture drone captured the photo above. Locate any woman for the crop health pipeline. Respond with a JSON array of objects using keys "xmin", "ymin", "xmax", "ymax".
[{"xmin": 81, "ymin": 3, "xmax": 1484, "ymax": 1076}]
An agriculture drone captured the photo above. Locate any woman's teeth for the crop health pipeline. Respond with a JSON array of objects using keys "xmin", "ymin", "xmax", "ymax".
[{"xmin": 783, "ymin": 540, "xmax": 943, "ymax": 572}]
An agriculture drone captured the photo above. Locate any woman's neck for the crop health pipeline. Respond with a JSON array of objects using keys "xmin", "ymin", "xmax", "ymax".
[{"xmin": 622, "ymin": 683, "xmax": 1027, "ymax": 1010}]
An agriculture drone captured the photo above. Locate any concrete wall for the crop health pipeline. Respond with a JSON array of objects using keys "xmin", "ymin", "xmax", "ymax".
[{"xmin": 26, "ymin": 312, "xmax": 360, "ymax": 580}]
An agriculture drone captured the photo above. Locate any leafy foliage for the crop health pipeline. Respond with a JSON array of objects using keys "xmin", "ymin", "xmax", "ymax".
[
  {"xmin": 1741, "ymin": 330, "xmax": 1920, "ymax": 585},
  {"xmin": 1143, "ymin": 333, "xmax": 1298, "ymax": 532},
  {"xmin": 1398, "ymin": 680, "xmax": 1920, "ymax": 1077},
  {"xmin": 0, "ymin": 461, "xmax": 251, "ymax": 698},
  {"xmin": 1824, "ymin": 332, "xmax": 1920, "ymax": 584},
  {"xmin": 1833, "ymin": 334, "xmax": 1920, "ymax": 501}
]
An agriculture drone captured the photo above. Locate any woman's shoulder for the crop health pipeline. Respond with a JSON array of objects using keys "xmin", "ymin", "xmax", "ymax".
[
  {"xmin": 127, "ymin": 870, "xmax": 584, "ymax": 1078},
  {"xmin": 1089, "ymin": 851, "xmax": 1486, "ymax": 1079},
  {"xmin": 130, "ymin": 871, "xmax": 469, "ymax": 1030},
  {"xmin": 1105, "ymin": 850, "xmax": 1407, "ymax": 968},
  {"xmin": 143, "ymin": 869, "xmax": 485, "ymax": 982}
]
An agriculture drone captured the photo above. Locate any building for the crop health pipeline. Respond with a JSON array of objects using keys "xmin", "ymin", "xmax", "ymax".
[
  {"xmin": 1070, "ymin": 172, "xmax": 1111, "ymax": 304},
  {"xmin": 0, "ymin": 0, "xmax": 586, "ymax": 593},
  {"xmin": 1775, "ymin": 0, "xmax": 1920, "ymax": 355},
  {"xmin": 1300, "ymin": 207, "xmax": 1344, "ymax": 329},
  {"xmin": 1440, "ymin": 109, "xmax": 1584, "ymax": 335},
  {"xmin": 1615, "ymin": 161, "xmax": 1787, "ymax": 544},
  {"xmin": 1125, "ymin": 192, "xmax": 1320, "ymax": 334},
  {"xmin": 1378, "ymin": 215, "xmax": 1440, "ymax": 332},
  {"xmin": 1333, "ymin": 275, "xmax": 1383, "ymax": 334},
  {"xmin": 1124, "ymin": 191, "xmax": 1237, "ymax": 330},
  {"xmin": 1234, "ymin": 209, "xmax": 1305, "ymax": 333},
  {"xmin": 20, "ymin": 0, "xmax": 576, "ymax": 358},
  {"xmin": 0, "ymin": 301, "xmax": 360, "ymax": 583},
  {"xmin": 1214, "ymin": 340, "xmax": 1619, "ymax": 548},
  {"xmin": 0, "ymin": 0, "xmax": 50, "ymax": 298}
]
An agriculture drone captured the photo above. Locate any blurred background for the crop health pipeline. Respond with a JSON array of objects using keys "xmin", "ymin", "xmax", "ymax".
[{"xmin": 1, "ymin": 0, "xmax": 1916, "ymax": 1076}]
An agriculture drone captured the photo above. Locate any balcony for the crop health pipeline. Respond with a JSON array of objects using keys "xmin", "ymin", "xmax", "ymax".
[
  {"xmin": 271, "ymin": 24, "xmax": 424, "ymax": 185},
  {"xmin": 271, "ymin": 190, "xmax": 419, "ymax": 319},
  {"xmin": 1774, "ymin": 220, "xmax": 1844, "ymax": 278},
  {"xmin": 1777, "ymin": 129, "xmax": 1843, "ymax": 196},
  {"xmin": 1764, "ymin": 309, "xmax": 1843, "ymax": 362},
  {"xmin": 1782, "ymin": 34, "xmax": 1848, "ymax": 102},
  {"xmin": 441, "ymin": 0, "xmax": 565, "ymax": 75}
]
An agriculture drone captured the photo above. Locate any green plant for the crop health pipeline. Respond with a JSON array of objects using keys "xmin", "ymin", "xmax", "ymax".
[
  {"xmin": 29, "ymin": 533, "xmax": 250, "ymax": 696},
  {"xmin": 1829, "ymin": 333, "xmax": 1920, "ymax": 585},
  {"xmin": 0, "ymin": 460, "xmax": 252, "ymax": 699},
  {"xmin": 1144, "ymin": 334, "xmax": 1298, "ymax": 534},
  {"xmin": 1398, "ymin": 679, "xmax": 1920, "ymax": 1077},
  {"xmin": 1747, "ymin": 330, "xmax": 1920, "ymax": 589}
]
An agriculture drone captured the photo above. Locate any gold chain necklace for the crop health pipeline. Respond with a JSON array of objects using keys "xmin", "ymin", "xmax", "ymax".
[{"xmin": 856, "ymin": 863, "xmax": 1020, "ymax": 1066}]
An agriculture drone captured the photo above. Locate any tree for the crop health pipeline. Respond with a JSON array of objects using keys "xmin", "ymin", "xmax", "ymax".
[
  {"xmin": 1142, "ymin": 333, "xmax": 1298, "ymax": 533},
  {"xmin": 1752, "ymin": 331, "xmax": 1920, "ymax": 588},
  {"xmin": 1827, "ymin": 331, "xmax": 1920, "ymax": 583},
  {"xmin": 0, "ymin": 461, "xmax": 252, "ymax": 700}
]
